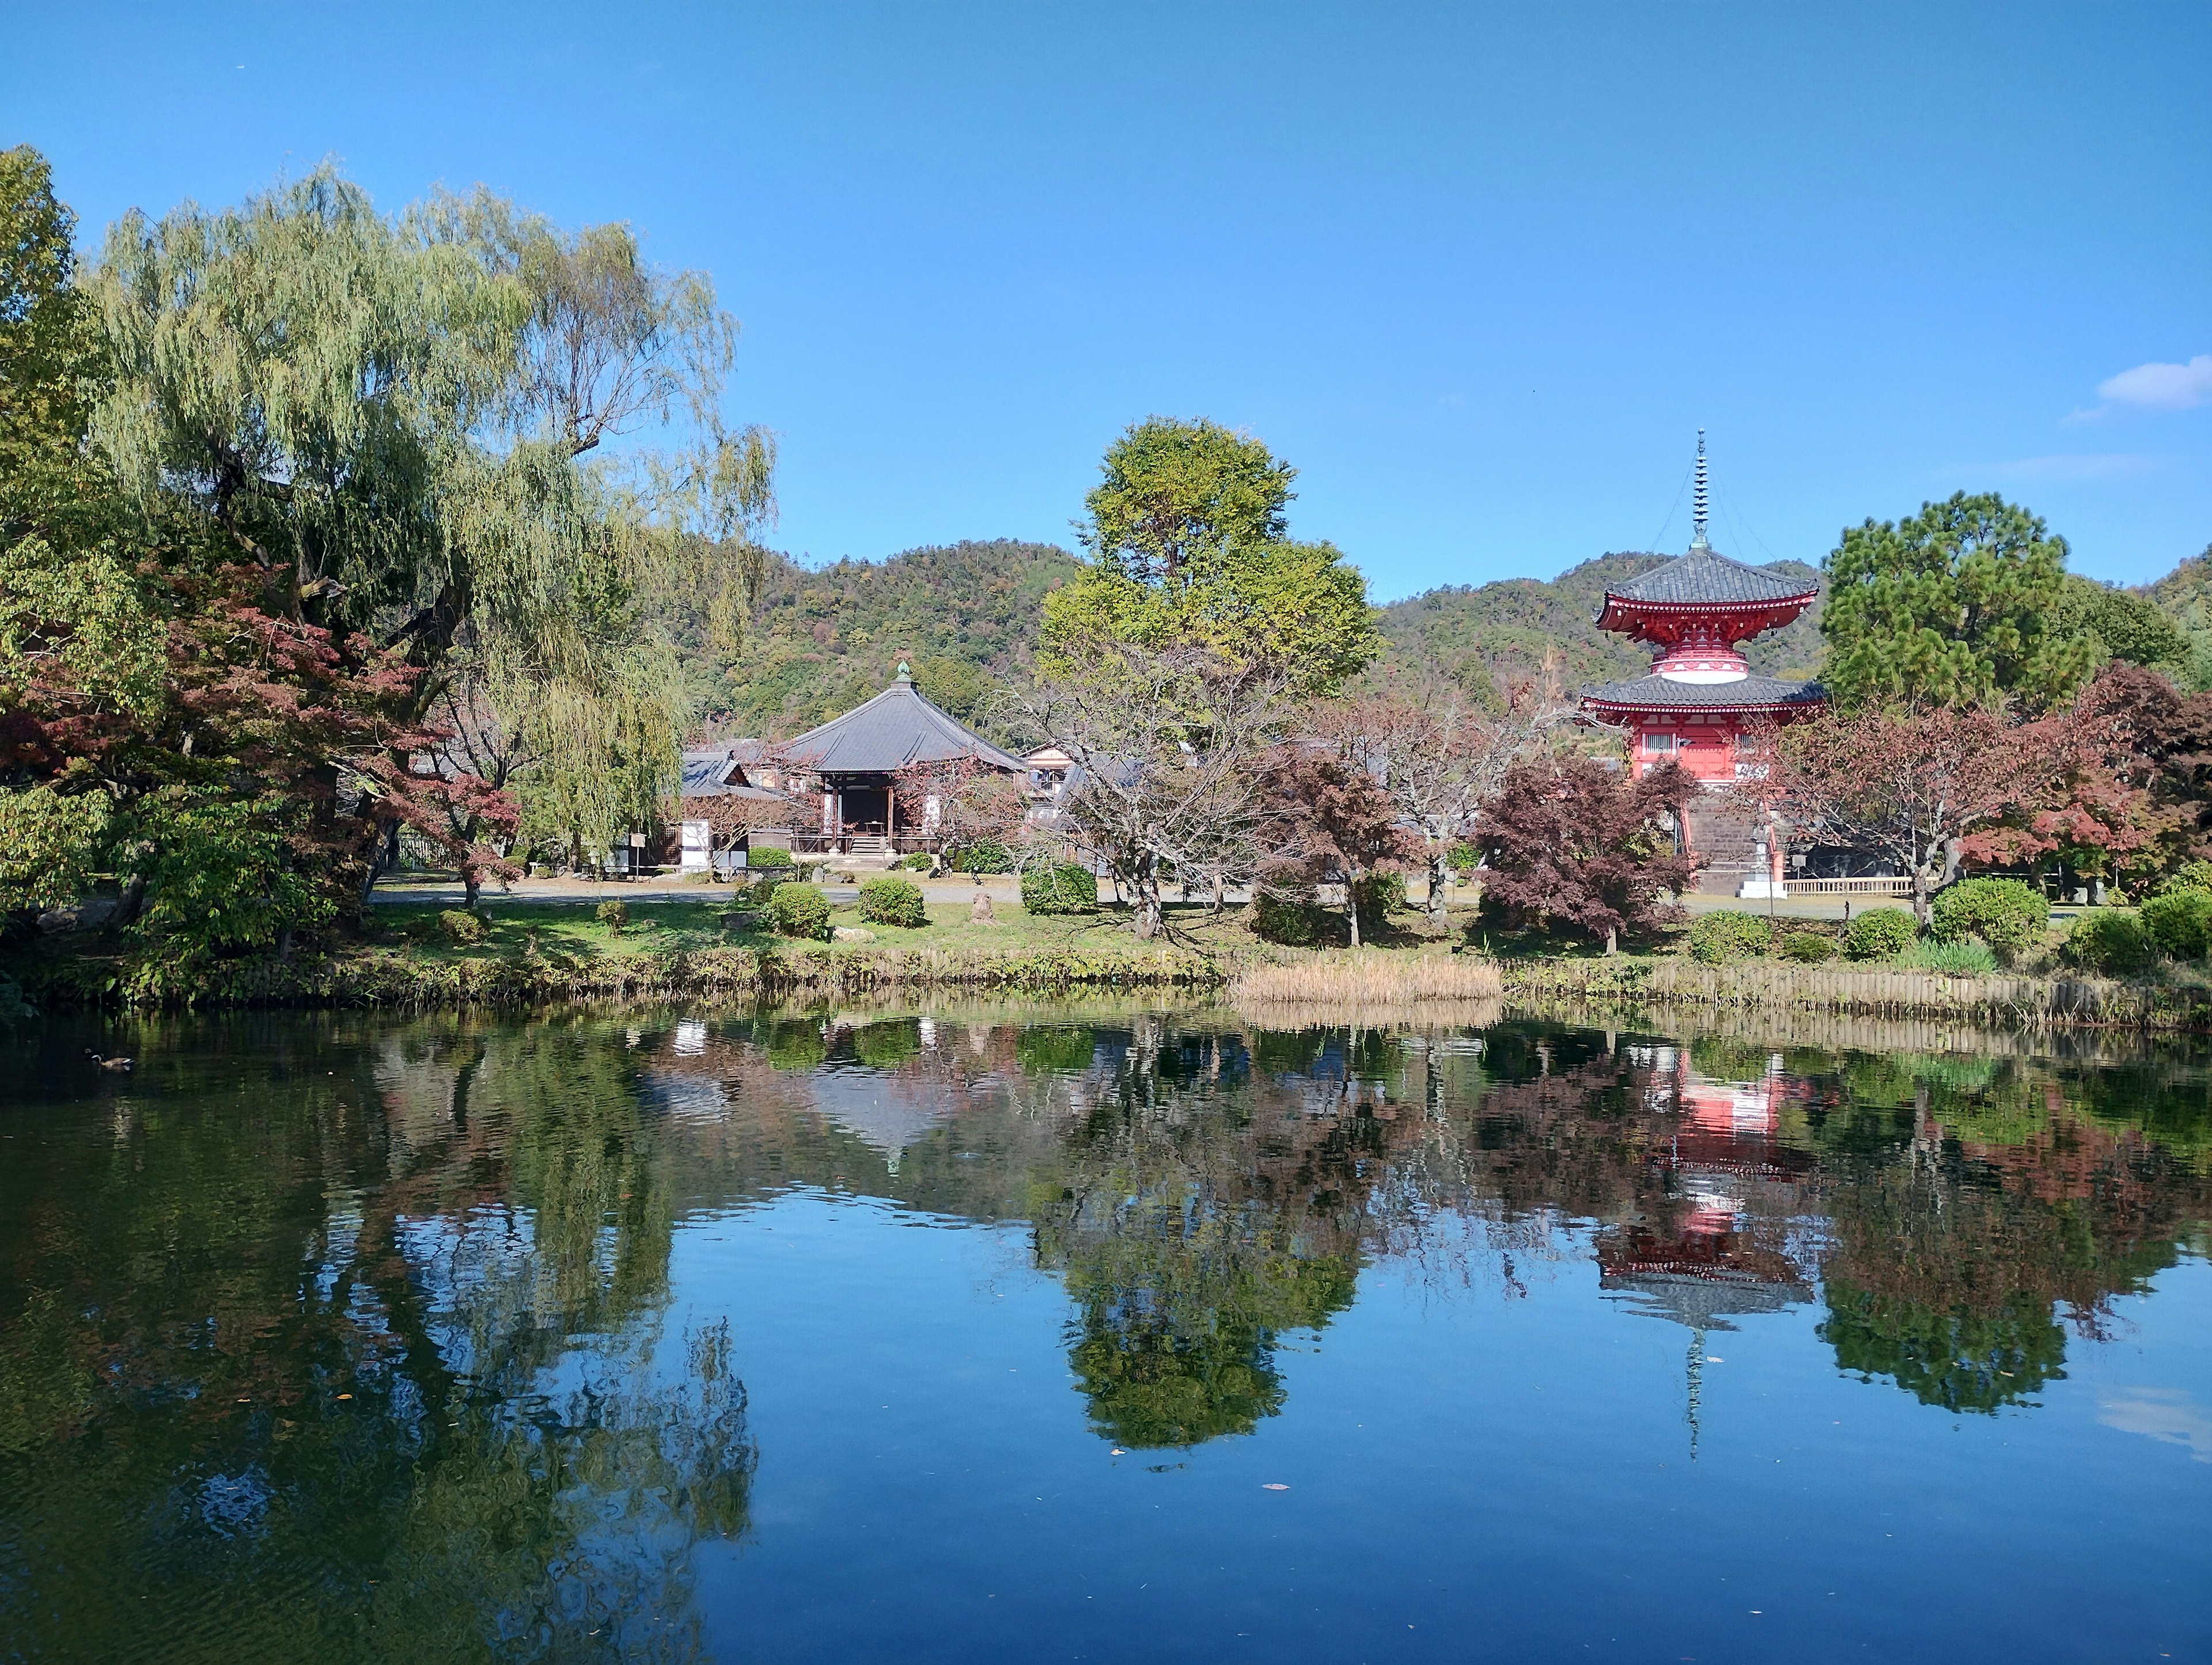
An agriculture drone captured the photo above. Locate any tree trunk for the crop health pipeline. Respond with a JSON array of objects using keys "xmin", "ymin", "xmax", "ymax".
[
  {"xmin": 1913, "ymin": 869, "xmax": 1933, "ymax": 924},
  {"xmin": 464, "ymin": 871, "xmax": 481, "ymax": 910},
  {"xmin": 1346, "ymin": 867, "xmax": 1362, "ymax": 950},
  {"xmin": 1426, "ymin": 847, "xmax": 1449, "ymax": 926},
  {"xmin": 1605, "ymin": 926, "xmax": 1618, "ymax": 955},
  {"xmin": 1132, "ymin": 854, "xmax": 1162, "ymax": 939}
]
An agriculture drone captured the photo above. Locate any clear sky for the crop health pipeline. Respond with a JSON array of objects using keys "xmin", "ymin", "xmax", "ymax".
[{"xmin": 6, "ymin": 2, "xmax": 2207, "ymax": 596}]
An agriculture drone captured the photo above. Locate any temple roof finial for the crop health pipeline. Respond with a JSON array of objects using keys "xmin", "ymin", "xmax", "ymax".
[
  {"xmin": 894, "ymin": 659, "xmax": 913, "ymax": 684},
  {"xmin": 1690, "ymin": 430, "xmax": 1710, "ymax": 552}
]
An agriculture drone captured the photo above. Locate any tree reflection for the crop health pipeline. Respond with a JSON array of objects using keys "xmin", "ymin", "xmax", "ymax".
[
  {"xmin": 1813, "ymin": 1051, "xmax": 2208, "ymax": 1413},
  {"xmin": 0, "ymin": 1015, "xmax": 751, "ymax": 1662}
]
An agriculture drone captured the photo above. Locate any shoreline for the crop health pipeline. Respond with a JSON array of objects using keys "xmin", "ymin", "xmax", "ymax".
[{"xmin": 17, "ymin": 939, "xmax": 2212, "ymax": 1031}]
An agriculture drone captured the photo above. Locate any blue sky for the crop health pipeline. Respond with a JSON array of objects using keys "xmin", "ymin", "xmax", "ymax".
[{"xmin": 7, "ymin": 3, "xmax": 2207, "ymax": 597}]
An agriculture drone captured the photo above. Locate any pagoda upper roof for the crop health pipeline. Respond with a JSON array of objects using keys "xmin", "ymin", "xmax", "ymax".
[
  {"xmin": 1581, "ymin": 673, "xmax": 1827, "ymax": 715},
  {"xmin": 1596, "ymin": 547, "xmax": 1818, "ymax": 617}
]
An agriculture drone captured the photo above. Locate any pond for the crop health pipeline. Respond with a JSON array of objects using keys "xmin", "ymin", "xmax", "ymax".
[{"xmin": 2, "ymin": 1003, "xmax": 2207, "ymax": 1663}]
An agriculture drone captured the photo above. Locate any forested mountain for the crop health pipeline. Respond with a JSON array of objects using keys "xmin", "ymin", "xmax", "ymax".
[
  {"xmin": 1369, "ymin": 552, "xmax": 1827, "ymax": 700},
  {"xmin": 662, "ymin": 539, "xmax": 1081, "ymax": 741},
  {"xmin": 679, "ymin": 532, "xmax": 2212, "ymax": 739},
  {"xmin": 2142, "ymin": 547, "xmax": 2212, "ymax": 689}
]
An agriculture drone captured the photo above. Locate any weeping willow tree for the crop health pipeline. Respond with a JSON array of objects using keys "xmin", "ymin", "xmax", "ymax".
[{"xmin": 81, "ymin": 163, "xmax": 775, "ymax": 901}]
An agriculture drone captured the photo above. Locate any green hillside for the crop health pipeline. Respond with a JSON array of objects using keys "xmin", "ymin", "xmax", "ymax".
[
  {"xmin": 664, "ymin": 538, "xmax": 1081, "ymax": 742},
  {"xmin": 2142, "ymin": 547, "xmax": 2212, "ymax": 689},
  {"xmin": 678, "ymin": 530, "xmax": 2212, "ymax": 742},
  {"xmin": 1371, "ymin": 551, "xmax": 1827, "ymax": 701}
]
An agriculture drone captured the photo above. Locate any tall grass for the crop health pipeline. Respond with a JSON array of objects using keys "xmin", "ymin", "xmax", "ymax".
[{"xmin": 1230, "ymin": 953, "xmax": 1503, "ymax": 1006}]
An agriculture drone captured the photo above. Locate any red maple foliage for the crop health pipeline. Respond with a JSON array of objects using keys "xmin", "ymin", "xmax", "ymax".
[
  {"xmin": 1475, "ymin": 756, "xmax": 1697, "ymax": 951},
  {"xmin": 1262, "ymin": 744, "xmax": 1419, "ymax": 947}
]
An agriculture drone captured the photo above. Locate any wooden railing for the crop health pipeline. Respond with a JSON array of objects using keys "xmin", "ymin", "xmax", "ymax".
[{"xmin": 1785, "ymin": 877, "xmax": 1914, "ymax": 896}]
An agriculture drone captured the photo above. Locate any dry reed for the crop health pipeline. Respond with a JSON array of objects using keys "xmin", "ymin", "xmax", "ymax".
[{"xmin": 1230, "ymin": 953, "xmax": 1504, "ymax": 1007}]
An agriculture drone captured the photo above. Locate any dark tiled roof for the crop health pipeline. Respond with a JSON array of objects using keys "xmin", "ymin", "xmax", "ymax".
[
  {"xmin": 679, "ymin": 749, "xmax": 740, "ymax": 795},
  {"xmin": 783, "ymin": 677, "xmax": 1027, "ymax": 775},
  {"xmin": 1601, "ymin": 548, "xmax": 1818, "ymax": 609},
  {"xmin": 1580, "ymin": 674, "xmax": 1827, "ymax": 712},
  {"xmin": 680, "ymin": 744, "xmax": 791, "ymax": 801}
]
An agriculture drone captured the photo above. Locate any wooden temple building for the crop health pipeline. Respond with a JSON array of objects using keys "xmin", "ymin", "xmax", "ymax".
[
  {"xmin": 1580, "ymin": 435, "xmax": 1826, "ymax": 895},
  {"xmin": 676, "ymin": 662, "xmax": 1027, "ymax": 866}
]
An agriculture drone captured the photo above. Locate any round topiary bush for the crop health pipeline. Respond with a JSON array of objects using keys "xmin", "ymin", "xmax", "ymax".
[
  {"xmin": 1021, "ymin": 862, "xmax": 1100, "ymax": 915},
  {"xmin": 1929, "ymin": 877, "xmax": 2047, "ymax": 958},
  {"xmin": 747, "ymin": 845, "xmax": 793, "ymax": 870},
  {"xmin": 440, "ymin": 909, "xmax": 488, "ymax": 945},
  {"xmin": 950, "ymin": 838, "xmax": 1013, "ymax": 875},
  {"xmin": 2141, "ymin": 889, "xmax": 2212, "ymax": 960},
  {"xmin": 1351, "ymin": 871, "xmax": 1407, "ymax": 931},
  {"xmin": 1252, "ymin": 888, "xmax": 1323, "ymax": 946},
  {"xmin": 594, "ymin": 898, "xmax": 628, "ymax": 932},
  {"xmin": 769, "ymin": 883, "xmax": 833, "ymax": 940},
  {"xmin": 899, "ymin": 852, "xmax": 934, "ymax": 871},
  {"xmin": 2160, "ymin": 860, "xmax": 2212, "ymax": 896},
  {"xmin": 1687, "ymin": 910, "xmax": 1772, "ymax": 964},
  {"xmin": 2065, "ymin": 910, "xmax": 2155, "ymax": 976},
  {"xmin": 857, "ymin": 875, "xmax": 927, "ymax": 928},
  {"xmin": 1839, "ymin": 906, "xmax": 1918, "ymax": 960},
  {"xmin": 1781, "ymin": 930, "xmax": 1835, "ymax": 964}
]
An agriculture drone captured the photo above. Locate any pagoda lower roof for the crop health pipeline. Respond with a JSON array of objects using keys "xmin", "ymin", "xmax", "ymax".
[{"xmin": 1580, "ymin": 674, "xmax": 1826, "ymax": 715}]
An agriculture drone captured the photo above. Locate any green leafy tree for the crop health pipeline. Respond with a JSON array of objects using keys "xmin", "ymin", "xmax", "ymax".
[
  {"xmin": 1043, "ymin": 418, "xmax": 1378, "ymax": 696},
  {"xmin": 1820, "ymin": 492, "xmax": 2097, "ymax": 711},
  {"xmin": 2054, "ymin": 573, "xmax": 2187, "ymax": 671}
]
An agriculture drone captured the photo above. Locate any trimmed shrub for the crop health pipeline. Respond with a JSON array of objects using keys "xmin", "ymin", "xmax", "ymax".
[
  {"xmin": 1687, "ymin": 910, "xmax": 1772, "ymax": 964},
  {"xmin": 1444, "ymin": 841, "xmax": 1480, "ymax": 874},
  {"xmin": 746, "ymin": 845, "xmax": 793, "ymax": 870},
  {"xmin": 2160, "ymin": 860, "xmax": 2212, "ymax": 896},
  {"xmin": 1781, "ymin": 930, "xmax": 1835, "ymax": 964},
  {"xmin": 1929, "ymin": 877, "xmax": 2047, "ymax": 958},
  {"xmin": 2065, "ymin": 911, "xmax": 2155, "ymax": 976},
  {"xmin": 1351, "ymin": 871, "xmax": 1407, "ymax": 931},
  {"xmin": 2141, "ymin": 889, "xmax": 2212, "ymax": 960},
  {"xmin": 1023, "ymin": 861, "xmax": 1101, "ymax": 915},
  {"xmin": 949, "ymin": 838, "xmax": 1013, "ymax": 875},
  {"xmin": 899, "ymin": 852, "xmax": 934, "ymax": 871},
  {"xmin": 1906, "ymin": 938, "xmax": 1998, "ymax": 976},
  {"xmin": 594, "ymin": 899, "xmax": 629, "ymax": 931},
  {"xmin": 769, "ymin": 883, "xmax": 833, "ymax": 940},
  {"xmin": 857, "ymin": 875, "xmax": 927, "ymax": 928},
  {"xmin": 440, "ymin": 909, "xmax": 488, "ymax": 945},
  {"xmin": 1841, "ymin": 907, "xmax": 1918, "ymax": 961},
  {"xmin": 1253, "ymin": 889, "xmax": 1324, "ymax": 946}
]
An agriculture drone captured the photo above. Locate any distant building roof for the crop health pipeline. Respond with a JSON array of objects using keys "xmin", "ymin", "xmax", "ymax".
[
  {"xmin": 1580, "ymin": 673, "xmax": 1827, "ymax": 716},
  {"xmin": 783, "ymin": 663, "xmax": 1027, "ymax": 775},
  {"xmin": 679, "ymin": 745, "xmax": 793, "ymax": 805},
  {"xmin": 1597, "ymin": 547, "xmax": 1819, "ymax": 616}
]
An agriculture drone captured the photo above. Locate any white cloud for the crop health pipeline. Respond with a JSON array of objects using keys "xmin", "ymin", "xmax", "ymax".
[
  {"xmin": 2074, "ymin": 354, "xmax": 2212, "ymax": 419},
  {"xmin": 2100, "ymin": 354, "xmax": 2212, "ymax": 409},
  {"xmin": 2099, "ymin": 1387, "xmax": 2212, "ymax": 1463}
]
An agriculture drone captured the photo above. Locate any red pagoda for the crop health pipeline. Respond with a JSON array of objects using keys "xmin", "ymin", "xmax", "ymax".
[{"xmin": 1580, "ymin": 435, "xmax": 1824, "ymax": 893}]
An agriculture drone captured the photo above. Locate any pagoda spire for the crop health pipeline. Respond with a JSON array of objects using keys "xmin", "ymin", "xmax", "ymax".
[{"xmin": 1690, "ymin": 430, "xmax": 1710, "ymax": 551}]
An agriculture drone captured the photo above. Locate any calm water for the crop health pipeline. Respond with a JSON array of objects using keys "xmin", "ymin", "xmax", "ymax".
[{"xmin": 2, "ymin": 1004, "xmax": 2207, "ymax": 1664}]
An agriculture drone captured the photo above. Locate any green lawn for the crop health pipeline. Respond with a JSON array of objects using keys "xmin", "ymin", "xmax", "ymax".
[{"xmin": 358, "ymin": 896, "xmax": 1277, "ymax": 966}]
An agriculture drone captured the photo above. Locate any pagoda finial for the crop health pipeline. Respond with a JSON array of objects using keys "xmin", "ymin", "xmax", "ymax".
[
  {"xmin": 1690, "ymin": 430, "xmax": 1710, "ymax": 552},
  {"xmin": 895, "ymin": 659, "xmax": 912, "ymax": 684}
]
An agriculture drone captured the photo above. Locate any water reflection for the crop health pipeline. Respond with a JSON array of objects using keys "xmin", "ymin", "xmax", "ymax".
[{"xmin": 2, "ymin": 1006, "xmax": 2209, "ymax": 1659}]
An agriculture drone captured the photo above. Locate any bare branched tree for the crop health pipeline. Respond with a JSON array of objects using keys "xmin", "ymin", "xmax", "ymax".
[
  {"xmin": 1317, "ymin": 667, "xmax": 1574, "ymax": 924},
  {"xmin": 1016, "ymin": 644, "xmax": 1294, "ymax": 939}
]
